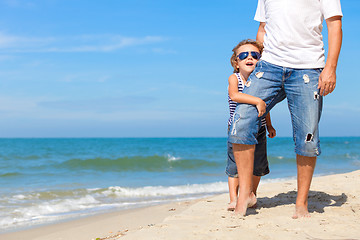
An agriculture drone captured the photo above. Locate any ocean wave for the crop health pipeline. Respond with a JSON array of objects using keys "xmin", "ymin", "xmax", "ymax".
[
  {"xmin": 0, "ymin": 172, "xmax": 22, "ymax": 178},
  {"xmin": 57, "ymin": 155, "xmax": 220, "ymax": 172},
  {"xmin": 0, "ymin": 182, "xmax": 227, "ymax": 231},
  {"xmin": 5, "ymin": 182, "xmax": 228, "ymax": 202},
  {"xmin": 12, "ymin": 189, "xmax": 89, "ymax": 200},
  {"xmin": 0, "ymin": 195, "xmax": 100, "ymax": 230},
  {"xmin": 96, "ymin": 182, "xmax": 227, "ymax": 198},
  {"xmin": 166, "ymin": 154, "xmax": 181, "ymax": 161}
]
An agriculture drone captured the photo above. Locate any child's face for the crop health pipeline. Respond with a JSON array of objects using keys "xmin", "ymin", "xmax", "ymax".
[{"xmin": 235, "ymin": 44, "xmax": 261, "ymax": 76}]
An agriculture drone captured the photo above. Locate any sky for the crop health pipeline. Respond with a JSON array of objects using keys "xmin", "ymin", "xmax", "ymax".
[{"xmin": 0, "ymin": 0, "xmax": 359, "ymax": 138}]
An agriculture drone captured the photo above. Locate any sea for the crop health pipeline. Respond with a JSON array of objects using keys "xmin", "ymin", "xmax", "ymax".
[{"xmin": 0, "ymin": 137, "xmax": 359, "ymax": 232}]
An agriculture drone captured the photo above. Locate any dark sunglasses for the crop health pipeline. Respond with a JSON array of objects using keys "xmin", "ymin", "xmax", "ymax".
[{"xmin": 237, "ymin": 51, "xmax": 261, "ymax": 61}]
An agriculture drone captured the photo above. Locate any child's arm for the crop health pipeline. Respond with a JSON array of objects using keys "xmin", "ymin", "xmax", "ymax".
[
  {"xmin": 228, "ymin": 74, "xmax": 266, "ymax": 117},
  {"xmin": 265, "ymin": 112, "xmax": 276, "ymax": 138}
]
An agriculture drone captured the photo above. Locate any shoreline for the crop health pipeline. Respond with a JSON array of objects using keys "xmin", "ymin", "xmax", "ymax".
[
  {"xmin": 1, "ymin": 170, "xmax": 360, "ymax": 240},
  {"xmin": 0, "ymin": 199, "xmax": 199, "ymax": 240}
]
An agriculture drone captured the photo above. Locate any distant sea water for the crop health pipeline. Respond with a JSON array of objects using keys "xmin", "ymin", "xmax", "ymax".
[{"xmin": 0, "ymin": 137, "xmax": 359, "ymax": 232}]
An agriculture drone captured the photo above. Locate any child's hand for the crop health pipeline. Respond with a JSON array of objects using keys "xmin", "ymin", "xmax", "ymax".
[
  {"xmin": 267, "ymin": 125, "xmax": 276, "ymax": 138},
  {"xmin": 255, "ymin": 99, "xmax": 266, "ymax": 117}
]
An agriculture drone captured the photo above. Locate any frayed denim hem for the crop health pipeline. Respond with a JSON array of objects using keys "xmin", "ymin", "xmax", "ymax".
[
  {"xmin": 225, "ymin": 170, "xmax": 238, "ymax": 178},
  {"xmin": 295, "ymin": 148, "xmax": 321, "ymax": 157},
  {"xmin": 227, "ymin": 136, "xmax": 258, "ymax": 145}
]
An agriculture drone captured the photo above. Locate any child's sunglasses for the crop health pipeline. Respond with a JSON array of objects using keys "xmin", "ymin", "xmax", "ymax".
[{"xmin": 237, "ymin": 51, "xmax": 261, "ymax": 61}]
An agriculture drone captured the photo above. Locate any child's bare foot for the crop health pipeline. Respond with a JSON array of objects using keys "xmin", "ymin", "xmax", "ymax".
[
  {"xmin": 234, "ymin": 192, "xmax": 257, "ymax": 216},
  {"xmin": 227, "ymin": 200, "xmax": 237, "ymax": 211},
  {"xmin": 292, "ymin": 205, "xmax": 310, "ymax": 219},
  {"xmin": 249, "ymin": 202, "xmax": 257, "ymax": 209},
  {"xmin": 247, "ymin": 194, "xmax": 257, "ymax": 208},
  {"xmin": 249, "ymin": 191, "xmax": 257, "ymax": 208}
]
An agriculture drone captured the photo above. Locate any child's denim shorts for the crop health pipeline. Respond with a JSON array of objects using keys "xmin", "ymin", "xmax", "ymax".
[
  {"xmin": 228, "ymin": 60, "xmax": 322, "ymax": 157},
  {"xmin": 225, "ymin": 125, "xmax": 269, "ymax": 178}
]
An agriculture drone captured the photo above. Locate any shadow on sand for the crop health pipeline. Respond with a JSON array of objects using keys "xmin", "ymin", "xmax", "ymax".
[{"xmin": 247, "ymin": 190, "xmax": 347, "ymax": 215}]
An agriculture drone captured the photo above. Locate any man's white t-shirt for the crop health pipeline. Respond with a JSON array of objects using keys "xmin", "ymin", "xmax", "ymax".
[{"xmin": 255, "ymin": 0, "xmax": 342, "ymax": 69}]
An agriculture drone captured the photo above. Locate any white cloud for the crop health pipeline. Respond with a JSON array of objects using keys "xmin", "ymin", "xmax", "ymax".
[
  {"xmin": 0, "ymin": 32, "xmax": 168, "ymax": 53},
  {"xmin": 0, "ymin": 32, "xmax": 54, "ymax": 49}
]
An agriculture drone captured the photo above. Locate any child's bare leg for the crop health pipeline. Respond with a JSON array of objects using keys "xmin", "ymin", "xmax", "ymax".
[
  {"xmin": 249, "ymin": 175, "xmax": 261, "ymax": 208},
  {"xmin": 227, "ymin": 176, "xmax": 239, "ymax": 211},
  {"xmin": 252, "ymin": 175, "xmax": 261, "ymax": 196},
  {"xmin": 233, "ymin": 143, "xmax": 257, "ymax": 216}
]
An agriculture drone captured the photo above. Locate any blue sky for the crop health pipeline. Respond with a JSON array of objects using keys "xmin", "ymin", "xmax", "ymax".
[{"xmin": 0, "ymin": 0, "xmax": 359, "ymax": 137}]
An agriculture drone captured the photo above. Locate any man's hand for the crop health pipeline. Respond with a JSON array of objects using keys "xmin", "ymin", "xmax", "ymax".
[
  {"xmin": 319, "ymin": 16, "xmax": 342, "ymax": 96},
  {"xmin": 318, "ymin": 66, "xmax": 336, "ymax": 96}
]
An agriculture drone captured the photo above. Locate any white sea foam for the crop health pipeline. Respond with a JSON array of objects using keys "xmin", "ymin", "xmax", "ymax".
[
  {"xmin": 0, "ymin": 195, "xmax": 102, "ymax": 230},
  {"xmin": 0, "ymin": 182, "xmax": 228, "ymax": 232},
  {"xmin": 13, "ymin": 194, "xmax": 27, "ymax": 200},
  {"xmin": 166, "ymin": 154, "xmax": 181, "ymax": 161},
  {"xmin": 261, "ymin": 176, "xmax": 296, "ymax": 183},
  {"xmin": 101, "ymin": 182, "xmax": 227, "ymax": 198}
]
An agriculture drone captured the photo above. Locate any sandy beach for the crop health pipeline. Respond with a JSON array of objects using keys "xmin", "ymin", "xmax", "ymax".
[{"xmin": 2, "ymin": 170, "xmax": 360, "ymax": 240}]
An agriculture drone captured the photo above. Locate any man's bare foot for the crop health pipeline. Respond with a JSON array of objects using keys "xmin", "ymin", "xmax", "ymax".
[
  {"xmin": 234, "ymin": 192, "xmax": 257, "ymax": 216},
  {"xmin": 292, "ymin": 205, "xmax": 311, "ymax": 219},
  {"xmin": 227, "ymin": 200, "xmax": 237, "ymax": 211}
]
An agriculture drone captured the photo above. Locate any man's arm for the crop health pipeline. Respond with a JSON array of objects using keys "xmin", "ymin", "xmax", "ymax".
[
  {"xmin": 256, "ymin": 22, "xmax": 266, "ymax": 45},
  {"xmin": 318, "ymin": 16, "xmax": 343, "ymax": 96}
]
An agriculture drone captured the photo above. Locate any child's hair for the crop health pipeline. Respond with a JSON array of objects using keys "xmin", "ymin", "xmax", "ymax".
[{"xmin": 230, "ymin": 39, "xmax": 263, "ymax": 73}]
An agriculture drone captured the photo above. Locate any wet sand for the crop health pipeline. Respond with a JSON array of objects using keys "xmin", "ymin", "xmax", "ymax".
[{"xmin": 2, "ymin": 170, "xmax": 360, "ymax": 240}]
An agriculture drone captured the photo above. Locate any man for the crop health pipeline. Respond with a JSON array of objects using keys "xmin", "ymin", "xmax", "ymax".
[{"xmin": 228, "ymin": 0, "xmax": 342, "ymax": 218}]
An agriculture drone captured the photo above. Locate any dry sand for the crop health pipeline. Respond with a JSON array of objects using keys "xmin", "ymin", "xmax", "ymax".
[{"xmin": 1, "ymin": 170, "xmax": 360, "ymax": 240}]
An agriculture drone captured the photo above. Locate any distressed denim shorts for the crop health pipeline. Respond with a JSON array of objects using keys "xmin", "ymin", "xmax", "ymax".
[
  {"xmin": 226, "ymin": 125, "xmax": 270, "ymax": 178},
  {"xmin": 228, "ymin": 60, "xmax": 323, "ymax": 157}
]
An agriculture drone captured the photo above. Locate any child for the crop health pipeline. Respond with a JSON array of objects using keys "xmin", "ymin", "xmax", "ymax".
[{"xmin": 226, "ymin": 39, "xmax": 276, "ymax": 211}]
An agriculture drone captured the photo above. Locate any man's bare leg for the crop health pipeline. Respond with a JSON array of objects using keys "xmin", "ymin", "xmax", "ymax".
[
  {"xmin": 293, "ymin": 154, "xmax": 316, "ymax": 219},
  {"xmin": 233, "ymin": 143, "xmax": 257, "ymax": 216},
  {"xmin": 227, "ymin": 176, "xmax": 239, "ymax": 211}
]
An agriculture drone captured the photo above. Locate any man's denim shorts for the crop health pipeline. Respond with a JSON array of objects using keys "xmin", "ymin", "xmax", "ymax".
[
  {"xmin": 228, "ymin": 60, "xmax": 323, "ymax": 157},
  {"xmin": 226, "ymin": 125, "xmax": 269, "ymax": 178}
]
